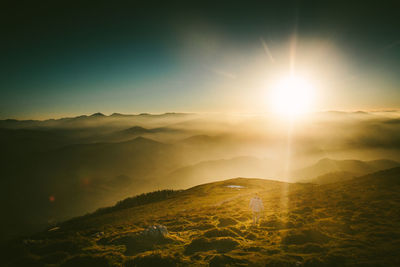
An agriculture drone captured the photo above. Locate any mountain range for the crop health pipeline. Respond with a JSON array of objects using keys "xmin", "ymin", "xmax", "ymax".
[{"xmin": 1, "ymin": 112, "xmax": 400, "ymax": 247}]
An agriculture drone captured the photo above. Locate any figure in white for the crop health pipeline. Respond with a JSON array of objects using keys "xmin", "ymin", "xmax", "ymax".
[{"xmin": 249, "ymin": 193, "xmax": 264, "ymax": 225}]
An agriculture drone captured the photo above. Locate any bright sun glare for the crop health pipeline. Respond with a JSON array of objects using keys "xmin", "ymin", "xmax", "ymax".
[{"xmin": 270, "ymin": 75, "xmax": 315, "ymax": 119}]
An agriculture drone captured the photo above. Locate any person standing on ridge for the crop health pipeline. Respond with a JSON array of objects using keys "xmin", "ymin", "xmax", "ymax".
[{"xmin": 249, "ymin": 193, "xmax": 264, "ymax": 225}]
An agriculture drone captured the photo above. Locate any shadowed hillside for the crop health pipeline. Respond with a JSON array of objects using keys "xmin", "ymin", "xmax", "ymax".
[
  {"xmin": 293, "ymin": 158, "xmax": 399, "ymax": 181},
  {"xmin": 4, "ymin": 168, "xmax": 400, "ymax": 266},
  {"xmin": 0, "ymin": 136, "xmax": 183, "ymax": 242}
]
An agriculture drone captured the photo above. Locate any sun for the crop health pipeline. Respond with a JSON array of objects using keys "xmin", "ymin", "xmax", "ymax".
[{"xmin": 269, "ymin": 74, "xmax": 315, "ymax": 119}]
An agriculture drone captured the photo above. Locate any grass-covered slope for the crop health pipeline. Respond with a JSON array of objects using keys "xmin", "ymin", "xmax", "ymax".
[
  {"xmin": 293, "ymin": 158, "xmax": 399, "ymax": 180},
  {"xmin": 3, "ymin": 169, "xmax": 400, "ymax": 266}
]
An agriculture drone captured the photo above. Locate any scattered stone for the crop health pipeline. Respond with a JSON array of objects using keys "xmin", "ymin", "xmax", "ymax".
[
  {"xmin": 104, "ymin": 225, "xmax": 173, "ymax": 255},
  {"xmin": 142, "ymin": 225, "xmax": 168, "ymax": 238}
]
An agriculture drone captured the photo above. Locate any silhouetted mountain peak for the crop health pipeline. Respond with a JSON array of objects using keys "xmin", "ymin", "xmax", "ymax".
[
  {"xmin": 110, "ymin": 113, "xmax": 124, "ymax": 117},
  {"xmin": 123, "ymin": 136, "xmax": 163, "ymax": 146},
  {"xmin": 90, "ymin": 112, "xmax": 105, "ymax": 117},
  {"xmin": 122, "ymin": 126, "xmax": 151, "ymax": 135}
]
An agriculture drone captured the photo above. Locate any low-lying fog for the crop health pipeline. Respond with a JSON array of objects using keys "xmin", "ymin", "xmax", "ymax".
[{"xmin": 1, "ymin": 111, "xmax": 400, "ymax": 241}]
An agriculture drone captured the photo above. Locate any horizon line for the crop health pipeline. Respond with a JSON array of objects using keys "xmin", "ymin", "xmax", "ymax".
[{"xmin": 2, "ymin": 108, "xmax": 400, "ymax": 121}]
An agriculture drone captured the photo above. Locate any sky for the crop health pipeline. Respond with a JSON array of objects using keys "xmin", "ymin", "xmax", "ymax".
[{"xmin": 0, "ymin": 1, "xmax": 399, "ymax": 119}]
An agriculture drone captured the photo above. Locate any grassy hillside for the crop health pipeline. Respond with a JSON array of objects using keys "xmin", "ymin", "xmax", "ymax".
[
  {"xmin": 4, "ymin": 169, "xmax": 400, "ymax": 266},
  {"xmin": 307, "ymin": 171, "xmax": 356, "ymax": 184}
]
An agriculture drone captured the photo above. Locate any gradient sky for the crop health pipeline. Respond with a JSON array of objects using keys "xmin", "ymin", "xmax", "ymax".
[{"xmin": 1, "ymin": 1, "xmax": 399, "ymax": 119}]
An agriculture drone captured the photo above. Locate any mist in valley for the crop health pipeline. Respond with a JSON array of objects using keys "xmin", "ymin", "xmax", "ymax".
[{"xmin": 1, "ymin": 111, "xmax": 400, "ymax": 242}]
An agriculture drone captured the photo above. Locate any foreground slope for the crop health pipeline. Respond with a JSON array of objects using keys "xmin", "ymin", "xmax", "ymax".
[{"xmin": 3, "ymin": 169, "xmax": 400, "ymax": 266}]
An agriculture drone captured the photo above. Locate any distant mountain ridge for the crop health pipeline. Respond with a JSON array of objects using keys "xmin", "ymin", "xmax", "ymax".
[
  {"xmin": 293, "ymin": 158, "xmax": 400, "ymax": 181},
  {"xmin": 1, "ymin": 111, "xmax": 400, "ymax": 250},
  {"xmin": 0, "ymin": 112, "xmax": 195, "ymax": 130}
]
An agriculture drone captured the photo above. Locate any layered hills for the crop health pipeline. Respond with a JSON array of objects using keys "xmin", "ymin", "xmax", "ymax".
[{"xmin": 1, "ymin": 111, "xmax": 400, "ymax": 248}]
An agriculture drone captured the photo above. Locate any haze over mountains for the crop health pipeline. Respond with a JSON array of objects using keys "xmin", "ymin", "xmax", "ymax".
[
  {"xmin": 294, "ymin": 158, "xmax": 400, "ymax": 183},
  {"xmin": 1, "ymin": 111, "xmax": 400, "ymax": 242}
]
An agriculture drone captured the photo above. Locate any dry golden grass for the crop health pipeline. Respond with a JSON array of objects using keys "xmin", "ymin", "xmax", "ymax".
[{"xmin": 3, "ymin": 170, "xmax": 400, "ymax": 266}]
